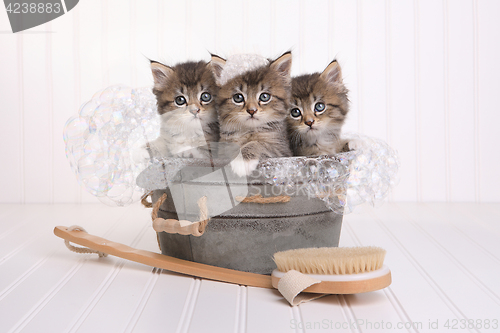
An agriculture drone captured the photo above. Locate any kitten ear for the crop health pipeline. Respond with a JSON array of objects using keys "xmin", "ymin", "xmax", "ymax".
[
  {"xmin": 270, "ymin": 51, "xmax": 292, "ymax": 76},
  {"xmin": 320, "ymin": 60, "xmax": 343, "ymax": 85},
  {"xmin": 209, "ymin": 54, "xmax": 226, "ymax": 81},
  {"xmin": 150, "ymin": 61, "xmax": 174, "ymax": 88}
]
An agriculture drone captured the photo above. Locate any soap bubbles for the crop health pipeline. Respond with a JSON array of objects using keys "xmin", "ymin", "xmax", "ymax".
[
  {"xmin": 336, "ymin": 134, "xmax": 399, "ymax": 213},
  {"xmin": 259, "ymin": 134, "xmax": 399, "ymax": 214},
  {"xmin": 64, "ymin": 85, "xmax": 160, "ymax": 206},
  {"xmin": 259, "ymin": 156, "xmax": 349, "ymax": 214},
  {"xmin": 217, "ymin": 54, "xmax": 270, "ymax": 86}
]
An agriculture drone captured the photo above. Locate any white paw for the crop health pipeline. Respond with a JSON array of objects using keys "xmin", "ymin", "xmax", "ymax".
[
  {"xmin": 230, "ymin": 159, "xmax": 247, "ymax": 177},
  {"xmin": 173, "ymin": 146, "xmax": 195, "ymax": 158},
  {"xmin": 246, "ymin": 159, "xmax": 260, "ymax": 174},
  {"xmin": 131, "ymin": 146, "xmax": 151, "ymax": 164},
  {"xmin": 177, "ymin": 150, "xmax": 194, "ymax": 158},
  {"xmin": 174, "ymin": 147, "xmax": 207, "ymax": 159},
  {"xmin": 347, "ymin": 138, "xmax": 365, "ymax": 151},
  {"xmin": 230, "ymin": 158, "xmax": 259, "ymax": 177},
  {"xmin": 190, "ymin": 149, "xmax": 208, "ymax": 159}
]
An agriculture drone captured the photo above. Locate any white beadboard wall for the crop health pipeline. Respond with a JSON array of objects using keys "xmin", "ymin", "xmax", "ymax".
[{"xmin": 0, "ymin": 0, "xmax": 499, "ymax": 204}]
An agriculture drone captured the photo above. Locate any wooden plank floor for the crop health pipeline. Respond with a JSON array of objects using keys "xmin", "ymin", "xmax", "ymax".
[{"xmin": 1, "ymin": 203, "xmax": 499, "ymax": 333}]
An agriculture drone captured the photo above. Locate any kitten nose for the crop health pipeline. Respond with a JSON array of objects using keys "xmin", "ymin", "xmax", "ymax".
[
  {"xmin": 188, "ymin": 106, "xmax": 200, "ymax": 116},
  {"xmin": 247, "ymin": 108, "xmax": 258, "ymax": 116},
  {"xmin": 305, "ymin": 119, "xmax": 315, "ymax": 127}
]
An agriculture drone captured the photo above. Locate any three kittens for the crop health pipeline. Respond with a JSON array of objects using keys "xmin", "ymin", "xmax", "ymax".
[{"xmin": 145, "ymin": 53, "xmax": 349, "ymax": 175}]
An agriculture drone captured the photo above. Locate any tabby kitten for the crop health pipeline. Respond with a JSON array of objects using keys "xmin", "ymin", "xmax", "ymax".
[
  {"xmin": 288, "ymin": 60, "xmax": 349, "ymax": 156},
  {"xmin": 211, "ymin": 52, "xmax": 293, "ymax": 176},
  {"xmin": 145, "ymin": 60, "xmax": 220, "ymax": 159}
]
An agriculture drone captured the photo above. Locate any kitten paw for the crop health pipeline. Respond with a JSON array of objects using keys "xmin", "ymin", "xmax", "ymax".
[
  {"xmin": 245, "ymin": 159, "xmax": 260, "ymax": 174},
  {"xmin": 131, "ymin": 146, "xmax": 151, "ymax": 164},
  {"xmin": 177, "ymin": 150, "xmax": 194, "ymax": 158},
  {"xmin": 230, "ymin": 158, "xmax": 260, "ymax": 177},
  {"xmin": 347, "ymin": 138, "xmax": 365, "ymax": 151},
  {"xmin": 189, "ymin": 149, "xmax": 208, "ymax": 159}
]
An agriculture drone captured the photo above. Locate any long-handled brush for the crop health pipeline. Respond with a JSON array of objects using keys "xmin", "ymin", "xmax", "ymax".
[{"xmin": 54, "ymin": 226, "xmax": 391, "ymax": 294}]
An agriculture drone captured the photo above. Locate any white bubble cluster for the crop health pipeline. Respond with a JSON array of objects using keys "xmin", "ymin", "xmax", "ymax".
[
  {"xmin": 259, "ymin": 134, "xmax": 399, "ymax": 214},
  {"xmin": 218, "ymin": 54, "xmax": 270, "ymax": 86},
  {"xmin": 259, "ymin": 156, "xmax": 349, "ymax": 213},
  {"xmin": 63, "ymin": 85, "xmax": 160, "ymax": 206},
  {"xmin": 338, "ymin": 134, "xmax": 399, "ymax": 213}
]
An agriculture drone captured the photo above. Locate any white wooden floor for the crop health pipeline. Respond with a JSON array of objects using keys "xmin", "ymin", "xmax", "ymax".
[{"xmin": 1, "ymin": 202, "xmax": 499, "ymax": 333}]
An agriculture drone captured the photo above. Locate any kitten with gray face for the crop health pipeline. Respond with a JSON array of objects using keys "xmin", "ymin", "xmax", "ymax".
[
  {"xmin": 143, "ymin": 60, "xmax": 220, "ymax": 159},
  {"xmin": 211, "ymin": 52, "xmax": 293, "ymax": 176},
  {"xmin": 288, "ymin": 60, "xmax": 349, "ymax": 156}
]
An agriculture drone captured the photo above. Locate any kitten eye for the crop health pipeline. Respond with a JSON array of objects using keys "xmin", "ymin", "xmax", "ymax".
[
  {"xmin": 200, "ymin": 92, "xmax": 212, "ymax": 103},
  {"xmin": 233, "ymin": 93, "xmax": 244, "ymax": 103},
  {"xmin": 259, "ymin": 93, "xmax": 271, "ymax": 103},
  {"xmin": 175, "ymin": 96, "xmax": 187, "ymax": 106},
  {"xmin": 290, "ymin": 108, "xmax": 302, "ymax": 118},
  {"xmin": 314, "ymin": 102, "xmax": 326, "ymax": 113}
]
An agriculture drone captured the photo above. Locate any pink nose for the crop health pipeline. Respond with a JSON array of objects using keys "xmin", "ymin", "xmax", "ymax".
[
  {"xmin": 305, "ymin": 119, "xmax": 314, "ymax": 127},
  {"xmin": 189, "ymin": 107, "xmax": 200, "ymax": 116},
  {"xmin": 247, "ymin": 108, "xmax": 257, "ymax": 116}
]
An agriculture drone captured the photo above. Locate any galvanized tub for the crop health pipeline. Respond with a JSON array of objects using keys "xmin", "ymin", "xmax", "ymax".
[{"xmin": 138, "ymin": 145, "xmax": 344, "ymax": 275}]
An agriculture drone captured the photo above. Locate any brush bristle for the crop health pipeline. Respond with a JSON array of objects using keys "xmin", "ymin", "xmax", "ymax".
[{"xmin": 273, "ymin": 246, "xmax": 386, "ymax": 275}]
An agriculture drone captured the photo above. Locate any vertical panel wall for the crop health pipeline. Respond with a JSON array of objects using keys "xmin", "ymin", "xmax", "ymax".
[{"xmin": 0, "ymin": 0, "xmax": 498, "ymax": 203}]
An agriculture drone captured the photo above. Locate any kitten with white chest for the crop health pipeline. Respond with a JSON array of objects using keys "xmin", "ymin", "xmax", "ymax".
[
  {"xmin": 142, "ymin": 60, "xmax": 220, "ymax": 159},
  {"xmin": 211, "ymin": 52, "xmax": 293, "ymax": 176},
  {"xmin": 288, "ymin": 60, "xmax": 349, "ymax": 156}
]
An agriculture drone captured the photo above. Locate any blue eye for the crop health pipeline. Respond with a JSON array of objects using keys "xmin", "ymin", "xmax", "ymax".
[
  {"xmin": 259, "ymin": 93, "xmax": 271, "ymax": 102},
  {"xmin": 233, "ymin": 93, "xmax": 244, "ymax": 103},
  {"xmin": 200, "ymin": 92, "xmax": 211, "ymax": 102},
  {"xmin": 314, "ymin": 102, "xmax": 326, "ymax": 113},
  {"xmin": 175, "ymin": 96, "xmax": 186, "ymax": 106},
  {"xmin": 290, "ymin": 108, "xmax": 302, "ymax": 118}
]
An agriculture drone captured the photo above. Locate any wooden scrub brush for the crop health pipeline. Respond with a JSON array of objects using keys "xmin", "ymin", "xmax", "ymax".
[
  {"xmin": 54, "ymin": 226, "xmax": 391, "ymax": 295},
  {"xmin": 272, "ymin": 246, "xmax": 391, "ymax": 294}
]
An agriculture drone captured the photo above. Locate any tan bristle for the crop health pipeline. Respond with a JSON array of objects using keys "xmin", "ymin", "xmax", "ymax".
[{"xmin": 273, "ymin": 246, "xmax": 386, "ymax": 275}]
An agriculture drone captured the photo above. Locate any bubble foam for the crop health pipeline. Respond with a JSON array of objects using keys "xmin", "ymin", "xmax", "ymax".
[
  {"xmin": 63, "ymin": 85, "xmax": 160, "ymax": 206},
  {"xmin": 259, "ymin": 134, "xmax": 399, "ymax": 214}
]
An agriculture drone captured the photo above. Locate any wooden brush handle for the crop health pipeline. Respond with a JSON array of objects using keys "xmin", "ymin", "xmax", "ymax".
[{"xmin": 53, "ymin": 226, "xmax": 273, "ymax": 289}]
